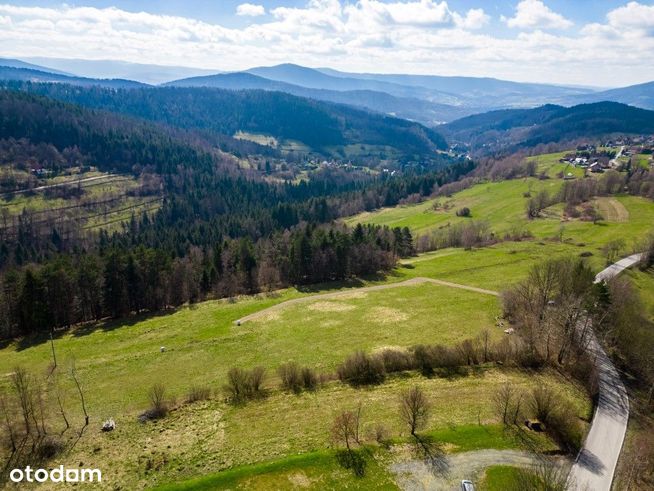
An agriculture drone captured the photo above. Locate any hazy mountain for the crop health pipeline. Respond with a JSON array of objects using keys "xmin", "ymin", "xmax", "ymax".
[
  {"xmin": 245, "ymin": 63, "xmax": 459, "ymax": 104},
  {"xmin": 167, "ymin": 72, "xmax": 475, "ymax": 124},
  {"xmin": 0, "ymin": 57, "xmax": 71, "ymax": 76},
  {"xmin": 567, "ymin": 81, "xmax": 654, "ymax": 111},
  {"xmin": 0, "ymin": 66, "xmax": 147, "ymax": 88},
  {"xmin": 317, "ymin": 67, "xmax": 597, "ymax": 103},
  {"xmin": 246, "ymin": 64, "xmax": 598, "ymax": 108},
  {"xmin": 25, "ymin": 57, "xmax": 222, "ymax": 85},
  {"xmin": 443, "ymin": 102, "xmax": 654, "ymax": 153}
]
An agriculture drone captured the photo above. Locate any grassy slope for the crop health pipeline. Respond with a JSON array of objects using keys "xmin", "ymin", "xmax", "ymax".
[
  {"xmin": 5, "ymin": 151, "xmax": 647, "ymax": 488},
  {"xmin": 345, "ymin": 152, "xmax": 654, "ymax": 256}
]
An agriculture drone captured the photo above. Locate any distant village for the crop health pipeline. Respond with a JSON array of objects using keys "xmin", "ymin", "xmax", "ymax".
[{"xmin": 559, "ymin": 136, "xmax": 654, "ymax": 178}]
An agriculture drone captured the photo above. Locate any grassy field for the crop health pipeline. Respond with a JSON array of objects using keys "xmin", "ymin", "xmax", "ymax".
[
  {"xmin": 479, "ymin": 465, "xmax": 522, "ymax": 490},
  {"xmin": 345, "ymin": 153, "xmax": 654, "ymax": 257},
  {"xmin": 48, "ymin": 369, "xmax": 585, "ymax": 490},
  {"xmin": 0, "ymin": 266, "xmax": 591, "ymax": 489}
]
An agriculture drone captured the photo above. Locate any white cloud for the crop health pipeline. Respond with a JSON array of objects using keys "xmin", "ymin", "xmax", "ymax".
[
  {"xmin": 503, "ymin": 0, "xmax": 573, "ymax": 30},
  {"xmin": 453, "ymin": 8, "xmax": 489, "ymax": 30},
  {"xmin": 606, "ymin": 1, "xmax": 654, "ymax": 31},
  {"xmin": 236, "ymin": 3, "xmax": 266, "ymax": 17},
  {"xmin": 0, "ymin": 1, "xmax": 652, "ymax": 86}
]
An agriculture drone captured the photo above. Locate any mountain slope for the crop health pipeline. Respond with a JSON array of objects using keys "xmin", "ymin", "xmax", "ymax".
[
  {"xmin": 245, "ymin": 63, "xmax": 456, "ymax": 103},
  {"xmin": 167, "ymin": 72, "xmax": 474, "ymax": 124},
  {"xmin": 246, "ymin": 64, "xmax": 597, "ymax": 108},
  {"xmin": 318, "ymin": 67, "xmax": 595, "ymax": 105},
  {"xmin": 0, "ymin": 57, "xmax": 71, "ymax": 76},
  {"xmin": 444, "ymin": 102, "xmax": 654, "ymax": 153},
  {"xmin": 24, "ymin": 57, "xmax": 222, "ymax": 85},
  {"xmin": 568, "ymin": 81, "xmax": 654, "ymax": 110},
  {"xmin": 0, "ymin": 66, "xmax": 147, "ymax": 88},
  {"xmin": 2, "ymin": 82, "xmax": 448, "ymax": 160}
]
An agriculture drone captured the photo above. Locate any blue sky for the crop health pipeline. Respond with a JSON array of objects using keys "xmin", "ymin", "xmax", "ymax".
[{"xmin": 1, "ymin": 1, "xmax": 653, "ymax": 86}]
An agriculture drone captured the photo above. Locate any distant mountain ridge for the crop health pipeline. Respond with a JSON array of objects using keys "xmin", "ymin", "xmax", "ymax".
[
  {"xmin": 0, "ymin": 57, "xmax": 71, "ymax": 76},
  {"xmin": 0, "ymin": 66, "xmax": 147, "ymax": 89},
  {"xmin": 567, "ymin": 81, "xmax": 654, "ymax": 111},
  {"xmin": 166, "ymin": 71, "xmax": 475, "ymax": 124},
  {"xmin": 443, "ymin": 102, "xmax": 654, "ymax": 154}
]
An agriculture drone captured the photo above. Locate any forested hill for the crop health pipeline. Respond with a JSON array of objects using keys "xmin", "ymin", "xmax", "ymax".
[
  {"xmin": 0, "ymin": 66, "xmax": 146, "ymax": 89},
  {"xmin": 2, "ymin": 81, "xmax": 448, "ymax": 158},
  {"xmin": 444, "ymin": 102, "xmax": 654, "ymax": 153},
  {"xmin": 0, "ymin": 87, "xmax": 474, "ymax": 338},
  {"xmin": 0, "ymin": 89, "xmax": 229, "ymax": 180}
]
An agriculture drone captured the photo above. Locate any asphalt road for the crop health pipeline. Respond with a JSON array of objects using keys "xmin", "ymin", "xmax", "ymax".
[{"xmin": 569, "ymin": 253, "xmax": 643, "ymax": 491}]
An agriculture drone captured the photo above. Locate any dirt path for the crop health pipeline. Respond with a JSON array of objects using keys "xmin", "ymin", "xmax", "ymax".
[
  {"xmin": 390, "ymin": 449, "xmax": 570, "ymax": 491},
  {"xmin": 235, "ymin": 277, "xmax": 498, "ymax": 324}
]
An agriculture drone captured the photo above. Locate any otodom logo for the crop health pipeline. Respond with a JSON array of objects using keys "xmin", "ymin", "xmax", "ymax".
[{"xmin": 10, "ymin": 465, "xmax": 101, "ymax": 483}]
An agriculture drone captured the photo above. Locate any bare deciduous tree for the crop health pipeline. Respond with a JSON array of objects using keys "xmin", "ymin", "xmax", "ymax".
[
  {"xmin": 331, "ymin": 405, "xmax": 363, "ymax": 451},
  {"xmin": 400, "ymin": 386, "xmax": 430, "ymax": 436}
]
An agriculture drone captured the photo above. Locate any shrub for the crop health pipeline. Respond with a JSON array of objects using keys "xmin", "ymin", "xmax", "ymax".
[
  {"xmin": 279, "ymin": 363, "xmax": 318, "ymax": 392},
  {"xmin": 249, "ymin": 366, "xmax": 266, "ymax": 395},
  {"xmin": 140, "ymin": 383, "xmax": 168, "ymax": 421},
  {"xmin": 337, "ymin": 351, "xmax": 385, "ymax": 386},
  {"xmin": 301, "ymin": 367, "xmax": 318, "ymax": 391},
  {"xmin": 456, "ymin": 207, "xmax": 471, "ymax": 217},
  {"xmin": 186, "ymin": 385, "xmax": 211, "ymax": 403},
  {"xmin": 278, "ymin": 362, "xmax": 302, "ymax": 393},
  {"xmin": 378, "ymin": 348, "xmax": 414, "ymax": 373},
  {"xmin": 223, "ymin": 366, "xmax": 266, "ymax": 403},
  {"xmin": 530, "ymin": 386, "xmax": 559, "ymax": 423}
]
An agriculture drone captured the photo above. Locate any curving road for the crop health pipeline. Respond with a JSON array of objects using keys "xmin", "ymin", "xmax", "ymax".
[{"xmin": 569, "ymin": 253, "xmax": 643, "ymax": 491}]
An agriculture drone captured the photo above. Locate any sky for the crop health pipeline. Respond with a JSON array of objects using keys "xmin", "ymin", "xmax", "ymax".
[{"xmin": 0, "ymin": 0, "xmax": 653, "ymax": 87}]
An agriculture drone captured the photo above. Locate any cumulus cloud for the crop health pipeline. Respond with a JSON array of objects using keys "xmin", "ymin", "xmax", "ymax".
[
  {"xmin": 503, "ymin": 0, "xmax": 573, "ymax": 30},
  {"xmin": 453, "ymin": 8, "xmax": 489, "ymax": 30},
  {"xmin": 606, "ymin": 1, "xmax": 654, "ymax": 31},
  {"xmin": 236, "ymin": 3, "xmax": 266, "ymax": 17},
  {"xmin": 0, "ymin": 1, "xmax": 652, "ymax": 86}
]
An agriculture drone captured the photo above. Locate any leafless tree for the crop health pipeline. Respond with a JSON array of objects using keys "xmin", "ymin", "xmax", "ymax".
[
  {"xmin": 494, "ymin": 382, "xmax": 515, "ymax": 426},
  {"xmin": 70, "ymin": 360, "xmax": 89, "ymax": 428},
  {"xmin": 331, "ymin": 405, "xmax": 362, "ymax": 451},
  {"xmin": 400, "ymin": 386, "xmax": 430, "ymax": 436}
]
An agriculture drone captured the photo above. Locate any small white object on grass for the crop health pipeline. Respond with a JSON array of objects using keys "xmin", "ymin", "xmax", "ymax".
[{"xmin": 160, "ymin": 346, "xmax": 166, "ymax": 352}]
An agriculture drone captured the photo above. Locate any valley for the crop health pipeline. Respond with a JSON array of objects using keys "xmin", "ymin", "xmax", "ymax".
[{"xmin": 0, "ymin": 30, "xmax": 653, "ymax": 491}]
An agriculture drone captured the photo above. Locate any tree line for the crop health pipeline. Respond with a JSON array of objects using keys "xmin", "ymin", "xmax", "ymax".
[{"xmin": 0, "ymin": 222, "xmax": 414, "ymax": 339}]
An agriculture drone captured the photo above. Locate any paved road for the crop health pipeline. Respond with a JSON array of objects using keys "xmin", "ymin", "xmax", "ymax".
[
  {"xmin": 235, "ymin": 277, "xmax": 498, "ymax": 324},
  {"xmin": 391, "ymin": 449, "xmax": 570, "ymax": 491},
  {"xmin": 569, "ymin": 253, "xmax": 643, "ymax": 491}
]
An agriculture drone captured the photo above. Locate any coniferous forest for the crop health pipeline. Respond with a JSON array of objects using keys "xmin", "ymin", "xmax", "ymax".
[{"xmin": 0, "ymin": 87, "xmax": 472, "ymax": 339}]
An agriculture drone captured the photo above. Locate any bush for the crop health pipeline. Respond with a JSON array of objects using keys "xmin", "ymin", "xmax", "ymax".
[
  {"xmin": 378, "ymin": 348, "xmax": 414, "ymax": 373},
  {"xmin": 140, "ymin": 383, "xmax": 168, "ymax": 421},
  {"xmin": 337, "ymin": 351, "xmax": 385, "ymax": 386},
  {"xmin": 301, "ymin": 367, "xmax": 318, "ymax": 391},
  {"xmin": 456, "ymin": 207, "xmax": 471, "ymax": 217},
  {"xmin": 223, "ymin": 366, "xmax": 266, "ymax": 403},
  {"xmin": 278, "ymin": 362, "xmax": 302, "ymax": 393},
  {"xmin": 186, "ymin": 385, "xmax": 211, "ymax": 403},
  {"xmin": 279, "ymin": 362, "xmax": 318, "ymax": 392},
  {"xmin": 529, "ymin": 386, "xmax": 583, "ymax": 453}
]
